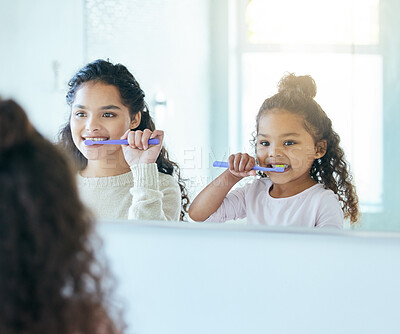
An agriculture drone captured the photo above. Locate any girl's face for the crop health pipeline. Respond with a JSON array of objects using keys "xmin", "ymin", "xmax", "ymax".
[
  {"xmin": 70, "ymin": 82, "xmax": 137, "ymax": 162},
  {"xmin": 256, "ymin": 109, "xmax": 325, "ymax": 188}
]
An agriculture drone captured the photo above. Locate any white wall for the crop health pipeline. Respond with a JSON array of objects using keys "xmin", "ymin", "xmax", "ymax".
[
  {"xmin": 98, "ymin": 221, "xmax": 400, "ymax": 334},
  {"xmin": 85, "ymin": 0, "xmax": 211, "ymax": 197},
  {"xmin": 0, "ymin": 0, "xmax": 85, "ymax": 140},
  {"xmin": 0, "ymin": 0, "xmax": 210, "ymax": 196}
]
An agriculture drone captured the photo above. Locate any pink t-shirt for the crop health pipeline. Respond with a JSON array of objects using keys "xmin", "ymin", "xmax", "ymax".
[{"xmin": 206, "ymin": 178, "xmax": 343, "ymax": 228}]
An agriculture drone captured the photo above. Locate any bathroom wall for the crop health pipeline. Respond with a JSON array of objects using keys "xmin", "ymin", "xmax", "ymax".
[{"xmin": 0, "ymin": 0, "xmax": 84, "ymax": 140}]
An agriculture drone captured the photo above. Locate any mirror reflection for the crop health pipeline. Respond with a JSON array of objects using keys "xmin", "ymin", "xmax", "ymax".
[{"xmin": 1, "ymin": 0, "xmax": 399, "ymax": 231}]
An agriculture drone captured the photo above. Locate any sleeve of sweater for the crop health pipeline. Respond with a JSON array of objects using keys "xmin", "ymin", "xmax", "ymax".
[{"xmin": 128, "ymin": 163, "xmax": 181, "ymax": 221}]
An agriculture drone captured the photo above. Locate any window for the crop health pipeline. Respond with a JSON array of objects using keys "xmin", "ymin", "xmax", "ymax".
[{"xmin": 230, "ymin": 0, "xmax": 382, "ymax": 213}]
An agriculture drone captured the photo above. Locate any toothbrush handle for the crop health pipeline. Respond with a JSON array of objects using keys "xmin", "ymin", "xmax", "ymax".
[
  {"xmin": 212, "ymin": 161, "xmax": 229, "ymax": 168},
  {"xmin": 110, "ymin": 139, "xmax": 159, "ymax": 145},
  {"xmin": 147, "ymin": 138, "xmax": 159, "ymax": 145},
  {"xmin": 86, "ymin": 138, "xmax": 159, "ymax": 145},
  {"xmin": 214, "ymin": 161, "xmax": 265, "ymax": 170},
  {"xmin": 106, "ymin": 139, "xmax": 129, "ymax": 145},
  {"xmin": 213, "ymin": 161, "xmax": 284, "ymax": 172}
]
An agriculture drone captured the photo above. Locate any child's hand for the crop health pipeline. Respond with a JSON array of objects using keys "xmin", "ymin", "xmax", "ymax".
[
  {"xmin": 121, "ymin": 129, "xmax": 163, "ymax": 166},
  {"xmin": 227, "ymin": 153, "xmax": 257, "ymax": 178}
]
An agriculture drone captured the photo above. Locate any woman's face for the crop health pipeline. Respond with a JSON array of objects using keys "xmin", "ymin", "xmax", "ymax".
[{"xmin": 70, "ymin": 82, "xmax": 134, "ymax": 162}]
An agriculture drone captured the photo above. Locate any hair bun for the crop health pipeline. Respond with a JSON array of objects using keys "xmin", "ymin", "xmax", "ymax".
[
  {"xmin": 278, "ymin": 73, "xmax": 317, "ymax": 99},
  {"xmin": 0, "ymin": 99, "xmax": 32, "ymax": 152}
]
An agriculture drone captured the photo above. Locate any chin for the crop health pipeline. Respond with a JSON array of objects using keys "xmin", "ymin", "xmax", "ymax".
[
  {"xmin": 268, "ymin": 175, "xmax": 288, "ymax": 183},
  {"xmin": 81, "ymin": 148, "xmax": 101, "ymax": 161}
]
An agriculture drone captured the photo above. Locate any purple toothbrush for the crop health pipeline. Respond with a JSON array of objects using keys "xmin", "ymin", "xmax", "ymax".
[
  {"xmin": 84, "ymin": 138, "xmax": 159, "ymax": 146},
  {"xmin": 213, "ymin": 161, "xmax": 285, "ymax": 172}
]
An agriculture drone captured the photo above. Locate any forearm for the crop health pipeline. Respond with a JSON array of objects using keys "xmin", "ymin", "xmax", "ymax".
[
  {"xmin": 189, "ymin": 170, "xmax": 242, "ymax": 221},
  {"xmin": 128, "ymin": 163, "xmax": 180, "ymax": 221}
]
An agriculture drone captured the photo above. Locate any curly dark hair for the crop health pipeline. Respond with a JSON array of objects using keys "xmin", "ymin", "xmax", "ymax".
[
  {"xmin": 0, "ymin": 98, "xmax": 124, "ymax": 334},
  {"xmin": 253, "ymin": 73, "xmax": 360, "ymax": 224},
  {"xmin": 59, "ymin": 59, "xmax": 189, "ymax": 220}
]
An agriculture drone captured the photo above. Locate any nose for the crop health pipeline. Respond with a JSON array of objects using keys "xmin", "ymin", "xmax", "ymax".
[
  {"xmin": 268, "ymin": 143, "xmax": 283, "ymax": 157},
  {"xmin": 85, "ymin": 115, "xmax": 101, "ymax": 132}
]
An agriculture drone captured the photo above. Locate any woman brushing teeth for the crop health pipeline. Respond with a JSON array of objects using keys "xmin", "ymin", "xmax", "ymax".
[{"xmin": 59, "ymin": 59, "xmax": 189, "ymax": 221}]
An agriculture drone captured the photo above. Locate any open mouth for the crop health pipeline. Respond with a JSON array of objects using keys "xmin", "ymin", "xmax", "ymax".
[
  {"xmin": 82, "ymin": 137, "xmax": 111, "ymax": 146},
  {"xmin": 267, "ymin": 164, "xmax": 290, "ymax": 169},
  {"xmin": 83, "ymin": 137, "xmax": 110, "ymax": 141}
]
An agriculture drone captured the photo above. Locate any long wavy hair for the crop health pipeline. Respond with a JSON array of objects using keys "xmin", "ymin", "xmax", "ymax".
[
  {"xmin": 253, "ymin": 73, "xmax": 360, "ymax": 224},
  {"xmin": 0, "ymin": 98, "xmax": 123, "ymax": 334},
  {"xmin": 59, "ymin": 59, "xmax": 189, "ymax": 220}
]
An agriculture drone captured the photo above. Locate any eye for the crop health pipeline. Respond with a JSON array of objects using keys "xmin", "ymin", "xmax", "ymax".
[
  {"xmin": 102, "ymin": 112, "xmax": 116, "ymax": 118},
  {"xmin": 74, "ymin": 111, "xmax": 86, "ymax": 117},
  {"xmin": 284, "ymin": 140, "xmax": 295, "ymax": 146},
  {"xmin": 259, "ymin": 141, "xmax": 270, "ymax": 147}
]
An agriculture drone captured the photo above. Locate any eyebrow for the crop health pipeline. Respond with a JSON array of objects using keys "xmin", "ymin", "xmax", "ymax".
[
  {"xmin": 258, "ymin": 132, "xmax": 301, "ymax": 137},
  {"xmin": 100, "ymin": 105, "xmax": 122, "ymax": 110},
  {"xmin": 72, "ymin": 104, "xmax": 86, "ymax": 109},
  {"xmin": 72, "ymin": 104, "xmax": 121, "ymax": 110}
]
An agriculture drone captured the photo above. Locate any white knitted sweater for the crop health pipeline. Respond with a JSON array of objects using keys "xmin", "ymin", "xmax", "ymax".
[{"xmin": 77, "ymin": 163, "xmax": 181, "ymax": 221}]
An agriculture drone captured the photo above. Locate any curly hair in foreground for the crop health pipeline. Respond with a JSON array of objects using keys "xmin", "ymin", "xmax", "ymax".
[
  {"xmin": 253, "ymin": 73, "xmax": 359, "ymax": 224},
  {"xmin": 0, "ymin": 98, "xmax": 124, "ymax": 334}
]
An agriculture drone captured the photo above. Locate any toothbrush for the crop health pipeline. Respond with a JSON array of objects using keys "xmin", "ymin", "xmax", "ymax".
[
  {"xmin": 213, "ymin": 161, "xmax": 285, "ymax": 172},
  {"xmin": 84, "ymin": 138, "xmax": 160, "ymax": 146}
]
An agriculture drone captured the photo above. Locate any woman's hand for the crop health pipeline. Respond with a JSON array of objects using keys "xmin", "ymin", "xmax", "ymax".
[
  {"xmin": 227, "ymin": 153, "xmax": 257, "ymax": 178},
  {"xmin": 121, "ymin": 129, "xmax": 163, "ymax": 166}
]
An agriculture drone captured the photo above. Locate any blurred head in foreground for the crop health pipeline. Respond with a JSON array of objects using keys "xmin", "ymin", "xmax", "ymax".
[{"xmin": 0, "ymin": 98, "xmax": 123, "ymax": 334}]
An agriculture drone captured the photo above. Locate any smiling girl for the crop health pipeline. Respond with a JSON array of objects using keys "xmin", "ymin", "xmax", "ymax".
[
  {"xmin": 189, "ymin": 73, "xmax": 359, "ymax": 227},
  {"xmin": 59, "ymin": 59, "xmax": 189, "ymax": 221}
]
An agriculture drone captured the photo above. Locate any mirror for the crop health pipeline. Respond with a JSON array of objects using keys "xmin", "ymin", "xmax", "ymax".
[{"xmin": 1, "ymin": 0, "xmax": 399, "ymax": 231}]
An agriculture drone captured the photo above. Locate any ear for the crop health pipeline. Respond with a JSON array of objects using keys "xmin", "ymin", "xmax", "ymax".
[
  {"xmin": 315, "ymin": 140, "xmax": 327, "ymax": 159},
  {"xmin": 130, "ymin": 112, "xmax": 141, "ymax": 130}
]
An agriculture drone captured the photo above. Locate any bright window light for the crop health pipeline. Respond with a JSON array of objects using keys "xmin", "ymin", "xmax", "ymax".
[
  {"xmin": 241, "ymin": 53, "xmax": 382, "ymax": 210},
  {"xmin": 233, "ymin": 0, "xmax": 382, "ymax": 212},
  {"xmin": 246, "ymin": 0, "xmax": 379, "ymax": 45}
]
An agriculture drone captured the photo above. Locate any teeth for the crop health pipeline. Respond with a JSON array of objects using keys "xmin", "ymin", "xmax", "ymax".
[
  {"xmin": 272, "ymin": 164, "xmax": 288, "ymax": 168},
  {"xmin": 86, "ymin": 138, "xmax": 108, "ymax": 141}
]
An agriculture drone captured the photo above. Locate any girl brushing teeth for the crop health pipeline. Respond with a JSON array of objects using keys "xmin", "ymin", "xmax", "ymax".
[{"xmin": 189, "ymin": 73, "xmax": 359, "ymax": 228}]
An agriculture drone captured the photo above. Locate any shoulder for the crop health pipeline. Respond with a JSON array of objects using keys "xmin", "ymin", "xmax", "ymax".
[
  {"xmin": 310, "ymin": 184, "xmax": 340, "ymax": 202},
  {"xmin": 311, "ymin": 185, "xmax": 344, "ymax": 228},
  {"xmin": 310, "ymin": 184, "xmax": 343, "ymax": 215},
  {"xmin": 158, "ymin": 172, "xmax": 180, "ymax": 192},
  {"xmin": 292, "ymin": 184, "xmax": 342, "ymax": 214},
  {"xmin": 158, "ymin": 172, "xmax": 181, "ymax": 209}
]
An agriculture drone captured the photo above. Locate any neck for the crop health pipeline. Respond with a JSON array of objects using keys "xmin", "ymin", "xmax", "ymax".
[{"xmin": 81, "ymin": 152, "xmax": 131, "ymax": 177}]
